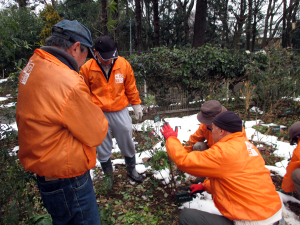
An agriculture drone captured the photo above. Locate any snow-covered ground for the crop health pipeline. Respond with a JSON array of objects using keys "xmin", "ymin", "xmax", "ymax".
[
  {"xmin": 1, "ymin": 99, "xmax": 300, "ymax": 224},
  {"xmin": 0, "ymin": 78, "xmax": 8, "ymax": 84}
]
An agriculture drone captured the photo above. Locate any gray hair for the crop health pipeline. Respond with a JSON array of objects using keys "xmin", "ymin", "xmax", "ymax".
[{"xmin": 45, "ymin": 27, "xmax": 88, "ymax": 53}]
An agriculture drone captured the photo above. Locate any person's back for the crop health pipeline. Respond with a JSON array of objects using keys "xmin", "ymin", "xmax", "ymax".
[
  {"xmin": 16, "ymin": 19, "xmax": 108, "ymax": 224},
  {"xmin": 17, "ymin": 48, "xmax": 108, "ymax": 177},
  {"xmin": 202, "ymin": 132, "xmax": 281, "ymax": 221}
]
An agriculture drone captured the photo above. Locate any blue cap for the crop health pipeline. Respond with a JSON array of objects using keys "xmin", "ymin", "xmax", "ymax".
[{"xmin": 52, "ymin": 20, "xmax": 94, "ymax": 58}]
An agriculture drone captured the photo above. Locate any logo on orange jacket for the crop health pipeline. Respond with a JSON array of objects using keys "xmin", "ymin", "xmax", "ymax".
[
  {"xmin": 20, "ymin": 60, "xmax": 35, "ymax": 85},
  {"xmin": 115, "ymin": 73, "xmax": 124, "ymax": 83},
  {"xmin": 245, "ymin": 141, "xmax": 259, "ymax": 157}
]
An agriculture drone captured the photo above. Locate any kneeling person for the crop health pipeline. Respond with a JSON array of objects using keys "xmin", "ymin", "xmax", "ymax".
[{"xmin": 161, "ymin": 111, "xmax": 282, "ymax": 225}]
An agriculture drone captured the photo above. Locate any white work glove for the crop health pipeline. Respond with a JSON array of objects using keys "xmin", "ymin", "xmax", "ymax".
[{"xmin": 132, "ymin": 104, "xmax": 143, "ymax": 121}]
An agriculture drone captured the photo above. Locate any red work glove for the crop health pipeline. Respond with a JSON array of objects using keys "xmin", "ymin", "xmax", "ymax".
[
  {"xmin": 190, "ymin": 183, "xmax": 205, "ymax": 194},
  {"xmin": 160, "ymin": 123, "xmax": 178, "ymax": 140}
]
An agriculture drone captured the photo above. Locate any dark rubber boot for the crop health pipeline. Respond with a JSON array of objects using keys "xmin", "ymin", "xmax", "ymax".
[
  {"xmin": 100, "ymin": 158, "xmax": 114, "ymax": 190},
  {"xmin": 124, "ymin": 156, "xmax": 143, "ymax": 183}
]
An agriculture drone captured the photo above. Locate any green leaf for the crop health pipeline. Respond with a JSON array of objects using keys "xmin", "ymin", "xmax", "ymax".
[
  {"xmin": 118, "ymin": 215, "xmax": 125, "ymax": 220},
  {"xmin": 17, "ymin": 59, "xmax": 22, "ymax": 68}
]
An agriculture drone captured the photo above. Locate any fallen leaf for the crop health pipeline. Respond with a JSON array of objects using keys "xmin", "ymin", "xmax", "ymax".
[{"xmin": 142, "ymin": 157, "xmax": 150, "ymax": 163}]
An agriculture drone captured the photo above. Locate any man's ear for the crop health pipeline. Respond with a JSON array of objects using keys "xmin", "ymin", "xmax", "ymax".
[
  {"xmin": 69, "ymin": 42, "xmax": 81, "ymax": 57},
  {"xmin": 297, "ymin": 136, "xmax": 300, "ymax": 141},
  {"xmin": 220, "ymin": 128, "xmax": 227, "ymax": 137}
]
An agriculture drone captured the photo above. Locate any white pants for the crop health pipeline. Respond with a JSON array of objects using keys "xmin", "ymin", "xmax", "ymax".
[{"xmin": 96, "ymin": 108, "xmax": 135, "ymax": 162}]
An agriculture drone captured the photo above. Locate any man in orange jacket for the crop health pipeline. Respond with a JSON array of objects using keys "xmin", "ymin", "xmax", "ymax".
[
  {"xmin": 161, "ymin": 111, "xmax": 282, "ymax": 225},
  {"xmin": 281, "ymin": 121, "xmax": 300, "ymax": 196},
  {"xmin": 79, "ymin": 35, "xmax": 143, "ymax": 187},
  {"xmin": 184, "ymin": 100, "xmax": 227, "ymax": 152},
  {"xmin": 16, "ymin": 20, "xmax": 108, "ymax": 224}
]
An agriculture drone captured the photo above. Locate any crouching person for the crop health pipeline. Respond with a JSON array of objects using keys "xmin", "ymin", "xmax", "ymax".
[
  {"xmin": 16, "ymin": 20, "xmax": 108, "ymax": 224},
  {"xmin": 281, "ymin": 121, "xmax": 300, "ymax": 196},
  {"xmin": 161, "ymin": 111, "xmax": 283, "ymax": 225}
]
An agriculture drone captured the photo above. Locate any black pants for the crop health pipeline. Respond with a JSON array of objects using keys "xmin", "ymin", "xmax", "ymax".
[
  {"xmin": 179, "ymin": 208, "xmax": 234, "ymax": 225},
  {"xmin": 179, "ymin": 208, "xmax": 283, "ymax": 225}
]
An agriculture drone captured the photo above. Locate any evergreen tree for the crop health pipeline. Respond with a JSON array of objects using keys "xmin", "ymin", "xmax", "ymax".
[{"xmin": 39, "ymin": 4, "xmax": 62, "ymax": 46}]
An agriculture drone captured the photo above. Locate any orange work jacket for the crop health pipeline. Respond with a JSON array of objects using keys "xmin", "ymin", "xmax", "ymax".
[
  {"xmin": 166, "ymin": 132, "xmax": 281, "ymax": 221},
  {"xmin": 79, "ymin": 57, "xmax": 141, "ymax": 112},
  {"xmin": 281, "ymin": 143, "xmax": 300, "ymax": 192},
  {"xmin": 184, "ymin": 123, "xmax": 247, "ymax": 152},
  {"xmin": 16, "ymin": 49, "xmax": 108, "ymax": 178}
]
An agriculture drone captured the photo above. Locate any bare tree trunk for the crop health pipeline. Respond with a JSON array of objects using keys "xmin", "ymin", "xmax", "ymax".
[
  {"xmin": 125, "ymin": 0, "xmax": 129, "ymax": 19},
  {"xmin": 267, "ymin": 1, "xmax": 283, "ymax": 45},
  {"xmin": 144, "ymin": 0, "xmax": 151, "ymax": 50},
  {"xmin": 246, "ymin": 0, "xmax": 253, "ymax": 50},
  {"xmin": 267, "ymin": 1, "xmax": 300, "ymax": 47},
  {"xmin": 135, "ymin": 0, "xmax": 142, "ymax": 54},
  {"xmin": 233, "ymin": 0, "xmax": 246, "ymax": 50},
  {"xmin": 218, "ymin": 0, "xmax": 229, "ymax": 44},
  {"xmin": 165, "ymin": 0, "xmax": 172, "ymax": 46},
  {"xmin": 161, "ymin": 0, "xmax": 165, "ymax": 46},
  {"xmin": 176, "ymin": 0, "xmax": 194, "ymax": 45},
  {"xmin": 51, "ymin": 0, "xmax": 57, "ymax": 7},
  {"xmin": 286, "ymin": 0, "xmax": 300, "ymax": 47},
  {"xmin": 113, "ymin": 0, "xmax": 119, "ymax": 43},
  {"xmin": 153, "ymin": 0, "xmax": 160, "ymax": 47},
  {"xmin": 102, "ymin": 0, "xmax": 108, "ymax": 35},
  {"xmin": 17, "ymin": 0, "xmax": 28, "ymax": 7},
  {"xmin": 290, "ymin": 0, "xmax": 299, "ymax": 47},
  {"xmin": 193, "ymin": 0, "xmax": 207, "ymax": 48},
  {"xmin": 282, "ymin": 0, "xmax": 287, "ymax": 48},
  {"xmin": 262, "ymin": 0, "xmax": 272, "ymax": 48},
  {"xmin": 290, "ymin": 0, "xmax": 300, "ymax": 21},
  {"xmin": 186, "ymin": 0, "xmax": 195, "ymax": 43},
  {"xmin": 176, "ymin": 0, "xmax": 186, "ymax": 44},
  {"xmin": 251, "ymin": 1, "xmax": 257, "ymax": 52}
]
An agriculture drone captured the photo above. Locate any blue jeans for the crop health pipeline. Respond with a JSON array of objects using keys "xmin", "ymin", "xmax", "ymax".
[{"xmin": 37, "ymin": 171, "xmax": 101, "ymax": 225}]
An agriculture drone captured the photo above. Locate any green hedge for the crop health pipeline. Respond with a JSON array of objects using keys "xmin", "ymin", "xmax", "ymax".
[{"xmin": 127, "ymin": 45, "xmax": 300, "ymax": 112}]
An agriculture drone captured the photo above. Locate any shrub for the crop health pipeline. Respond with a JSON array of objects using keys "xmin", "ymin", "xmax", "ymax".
[
  {"xmin": 0, "ymin": 129, "xmax": 41, "ymax": 224},
  {"xmin": 0, "ymin": 7, "xmax": 43, "ymax": 77}
]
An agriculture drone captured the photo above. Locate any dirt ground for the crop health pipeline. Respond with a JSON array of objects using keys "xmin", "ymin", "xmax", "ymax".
[{"xmin": 271, "ymin": 174, "xmax": 300, "ymax": 217}]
